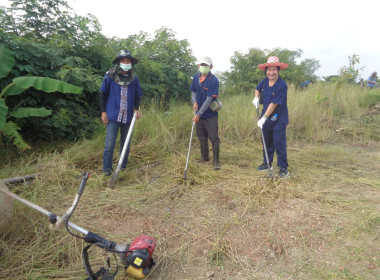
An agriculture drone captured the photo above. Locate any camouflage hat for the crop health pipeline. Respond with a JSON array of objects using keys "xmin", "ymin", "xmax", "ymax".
[{"xmin": 112, "ymin": 50, "xmax": 139, "ymax": 65}]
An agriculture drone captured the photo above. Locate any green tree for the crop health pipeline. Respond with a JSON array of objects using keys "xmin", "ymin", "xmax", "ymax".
[
  {"xmin": 147, "ymin": 27, "xmax": 197, "ymax": 75},
  {"xmin": 268, "ymin": 48, "xmax": 319, "ymax": 86},
  {"xmin": 222, "ymin": 47, "xmax": 320, "ymax": 94},
  {"xmin": 222, "ymin": 48, "xmax": 266, "ymax": 94},
  {"xmin": 297, "ymin": 58, "xmax": 321, "ymax": 84},
  {"xmin": 0, "ymin": 44, "xmax": 82, "ymax": 149},
  {"xmin": 0, "ymin": 0, "xmax": 109, "ymax": 143},
  {"xmin": 335, "ymin": 54, "xmax": 362, "ymax": 90}
]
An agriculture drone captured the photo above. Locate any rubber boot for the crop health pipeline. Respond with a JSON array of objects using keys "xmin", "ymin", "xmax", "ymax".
[
  {"xmin": 212, "ymin": 144, "xmax": 221, "ymax": 170},
  {"xmin": 197, "ymin": 141, "xmax": 209, "ymax": 163}
]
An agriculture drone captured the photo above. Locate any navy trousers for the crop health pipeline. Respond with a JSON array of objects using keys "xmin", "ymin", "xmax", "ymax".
[{"xmin": 262, "ymin": 128, "xmax": 288, "ymax": 168}]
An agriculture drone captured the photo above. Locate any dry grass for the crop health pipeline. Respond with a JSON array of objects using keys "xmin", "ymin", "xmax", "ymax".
[{"xmin": 1, "ymin": 84, "xmax": 380, "ymax": 279}]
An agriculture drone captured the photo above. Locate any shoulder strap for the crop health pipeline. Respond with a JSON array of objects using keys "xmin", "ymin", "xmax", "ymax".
[{"xmin": 82, "ymin": 244, "xmax": 119, "ymax": 280}]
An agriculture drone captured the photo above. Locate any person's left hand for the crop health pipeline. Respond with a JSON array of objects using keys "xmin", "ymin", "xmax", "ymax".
[
  {"xmin": 135, "ymin": 110, "xmax": 141, "ymax": 120},
  {"xmin": 193, "ymin": 114, "xmax": 200, "ymax": 123},
  {"xmin": 257, "ymin": 116, "xmax": 267, "ymax": 129}
]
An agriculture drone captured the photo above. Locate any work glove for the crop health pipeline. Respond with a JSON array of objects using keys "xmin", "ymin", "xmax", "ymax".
[
  {"xmin": 257, "ymin": 116, "xmax": 267, "ymax": 129},
  {"xmin": 252, "ymin": 97, "xmax": 260, "ymax": 109}
]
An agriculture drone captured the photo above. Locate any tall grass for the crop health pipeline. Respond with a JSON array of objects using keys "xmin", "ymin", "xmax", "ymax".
[
  {"xmin": 2, "ymin": 83, "xmax": 379, "ymax": 176},
  {"xmin": 1, "ymin": 83, "xmax": 379, "ymax": 279},
  {"xmin": 132, "ymin": 83, "xmax": 380, "ymax": 153},
  {"xmin": 287, "ymin": 83, "xmax": 378, "ymax": 142}
]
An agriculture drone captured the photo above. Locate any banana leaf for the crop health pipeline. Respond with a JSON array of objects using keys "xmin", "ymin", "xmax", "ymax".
[
  {"xmin": 0, "ymin": 99, "xmax": 7, "ymax": 130},
  {"xmin": 5, "ymin": 77, "xmax": 83, "ymax": 96},
  {"xmin": 9, "ymin": 107, "xmax": 52, "ymax": 118},
  {"xmin": 0, "ymin": 44, "xmax": 15, "ymax": 78}
]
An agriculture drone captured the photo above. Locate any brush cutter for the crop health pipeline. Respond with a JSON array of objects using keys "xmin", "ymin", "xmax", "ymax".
[
  {"xmin": 109, "ymin": 112, "xmax": 137, "ymax": 189},
  {"xmin": 255, "ymin": 107, "xmax": 274, "ymax": 178},
  {"xmin": 0, "ymin": 173, "xmax": 156, "ymax": 279}
]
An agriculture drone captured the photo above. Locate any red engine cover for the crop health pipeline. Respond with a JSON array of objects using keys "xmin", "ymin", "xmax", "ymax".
[{"xmin": 129, "ymin": 235, "xmax": 156, "ymax": 259}]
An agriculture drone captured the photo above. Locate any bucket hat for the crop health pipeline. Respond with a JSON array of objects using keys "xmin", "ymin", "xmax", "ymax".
[
  {"xmin": 112, "ymin": 50, "xmax": 139, "ymax": 65},
  {"xmin": 258, "ymin": 56, "xmax": 288, "ymax": 71}
]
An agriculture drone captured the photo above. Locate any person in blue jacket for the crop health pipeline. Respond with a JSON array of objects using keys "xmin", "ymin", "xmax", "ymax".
[
  {"xmin": 100, "ymin": 50, "xmax": 143, "ymax": 176},
  {"xmin": 367, "ymin": 72, "xmax": 378, "ymax": 88},
  {"xmin": 252, "ymin": 56, "xmax": 289, "ymax": 178},
  {"xmin": 190, "ymin": 57, "xmax": 221, "ymax": 170},
  {"xmin": 299, "ymin": 80, "xmax": 312, "ymax": 90}
]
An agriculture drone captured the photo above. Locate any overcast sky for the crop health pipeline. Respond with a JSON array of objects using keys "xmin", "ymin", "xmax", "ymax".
[{"xmin": 1, "ymin": 0, "xmax": 379, "ymax": 79}]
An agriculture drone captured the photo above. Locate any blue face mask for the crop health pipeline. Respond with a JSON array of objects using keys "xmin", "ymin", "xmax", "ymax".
[{"xmin": 120, "ymin": 63, "xmax": 132, "ymax": 71}]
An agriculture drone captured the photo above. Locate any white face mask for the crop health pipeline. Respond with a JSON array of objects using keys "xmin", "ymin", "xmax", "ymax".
[
  {"xmin": 199, "ymin": 66, "xmax": 210, "ymax": 75},
  {"xmin": 120, "ymin": 63, "xmax": 132, "ymax": 71}
]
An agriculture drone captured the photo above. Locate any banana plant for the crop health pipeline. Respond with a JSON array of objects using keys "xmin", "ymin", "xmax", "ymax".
[{"xmin": 0, "ymin": 44, "xmax": 83, "ymax": 149}]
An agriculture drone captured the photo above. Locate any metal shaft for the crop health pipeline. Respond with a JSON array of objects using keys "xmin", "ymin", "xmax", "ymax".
[
  {"xmin": 109, "ymin": 113, "xmax": 137, "ymax": 189},
  {"xmin": 0, "ymin": 186, "xmax": 88, "ymax": 235},
  {"xmin": 256, "ymin": 107, "xmax": 273, "ymax": 178},
  {"xmin": 183, "ymin": 119, "xmax": 195, "ymax": 179}
]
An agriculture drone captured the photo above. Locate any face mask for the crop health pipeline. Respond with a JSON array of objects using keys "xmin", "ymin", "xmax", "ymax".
[
  {"xmin": 199, "ymin": 66, "xmax": 210, "ymax": 75},
  {"xmin": 119, "ymin": 63, "xmax": 132, "ymax": 71}
]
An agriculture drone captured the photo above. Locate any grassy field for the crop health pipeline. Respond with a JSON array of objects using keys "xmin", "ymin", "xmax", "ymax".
[{"xmin": 1, "ymin": 84, "xmax": 380, "ymax": 279}]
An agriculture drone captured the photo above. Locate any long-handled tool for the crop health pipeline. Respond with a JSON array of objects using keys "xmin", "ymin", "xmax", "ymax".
[
  {"xmin": 0, "ymin": 173, "xmax": 156, "ymax": 279},
  {"xmin": 182, "ymin": 112, "xmax": 196, "ymax": 180},
  {"xmin": 255, "ymin": 107, "xmax": 273, "ymax": 178},
  {"xmin": 109, "ymin": 113, "xmax": 137, "ymax": 189}
]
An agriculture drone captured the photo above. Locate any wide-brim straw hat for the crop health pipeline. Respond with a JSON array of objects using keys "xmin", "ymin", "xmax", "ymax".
[{"xmin": 258, "ymin": 56, "xmax": 288, "ymax": 71}]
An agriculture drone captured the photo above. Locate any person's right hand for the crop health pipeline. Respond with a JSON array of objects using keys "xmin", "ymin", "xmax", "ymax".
[
  {"xmin": 257, "ymin": 116, "xmax": 267, "ymax": 129},
  {"xmin": 101, "ymin": 112, "xmax": 108, "ymax": 125},
  {"xmin": 193, "ymin": 102, "xmax": 198, "ymax": 111},
  {"xmin": 193, "ymin": 114, "xmax": 200, "ymax": 123},
  {"xmin": 252, "ymin": 97, "xmax": 260, "ymax": 109},
  {"xmin": 135, "ymin": 110, "xmax": 141, "ymax": 120}
]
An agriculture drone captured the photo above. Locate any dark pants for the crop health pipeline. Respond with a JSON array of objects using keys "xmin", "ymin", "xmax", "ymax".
[
  {"xmin": 103, "ymin": 121, "xmax": 131, "ymax": 174},
  {"xmin": 196, "ymin": 115, "xmax": 220, "ymax": 145},
  {"xmin": 262, "ymin": 128, "xmax": 288, "ymax": 168}
]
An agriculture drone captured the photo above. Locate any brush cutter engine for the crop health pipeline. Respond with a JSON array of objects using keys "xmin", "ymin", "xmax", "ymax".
[{"xmin": 122, "ymin": 235, "xmax": 156, "ymax": 278}]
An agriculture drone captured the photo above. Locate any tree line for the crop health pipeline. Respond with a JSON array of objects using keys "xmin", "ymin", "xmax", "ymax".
[{"xmin": 0, "ymin": 0, "xmax": 320, "ymax": 149}]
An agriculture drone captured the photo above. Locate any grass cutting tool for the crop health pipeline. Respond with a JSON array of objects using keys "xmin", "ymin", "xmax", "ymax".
[
  {"xmin": 255, "ymin": 107, "xmax": 274, "ymax": 178},
  {"xmin": 181, "ymin": 111, "xmax": 197, "ymax": 181},
  {"xmin": 109, "ymin": 112, "xmax": 137, "ymax": 189},
  {"xmin": 0, "ymin": 172, "xmax": 156, "ymax": 279}
]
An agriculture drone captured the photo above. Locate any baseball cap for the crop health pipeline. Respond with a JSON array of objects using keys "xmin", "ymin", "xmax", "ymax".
[{"xmin": 198, "ymin": 57, "xmax": 213, "ymax": 66}]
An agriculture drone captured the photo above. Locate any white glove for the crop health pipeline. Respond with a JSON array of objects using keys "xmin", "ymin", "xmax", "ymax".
[
  {"xmin": 257, "ymin": 116, "xmax": 267, "ymax": 129},
  {"xmin": 252, "ymin": 97, "xmax": 260, "ymax": 109}
]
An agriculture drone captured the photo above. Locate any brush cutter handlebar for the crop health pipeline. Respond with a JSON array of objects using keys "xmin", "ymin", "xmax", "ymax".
[
  {"xmin": 83, "ymin": 231, "xmax": 128, "ymax": 253},
  {"xmin": 49, "ymin": 172, "xmax": 91, "ymax": 231},
  {"xmin": 1, "ymin": 172, "xmax": 156, "ymax": 279}
]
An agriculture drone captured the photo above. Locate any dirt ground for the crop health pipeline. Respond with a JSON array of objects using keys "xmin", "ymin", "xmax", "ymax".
[{"xmin": 1, "ymin": 141, "xmax": 379, "ymax": 280}]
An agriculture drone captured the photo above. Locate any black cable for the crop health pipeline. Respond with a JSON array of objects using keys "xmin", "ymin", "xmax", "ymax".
[{"xmin": 65, "ymin": 220, "xmax": 85, "ymax": 240}]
